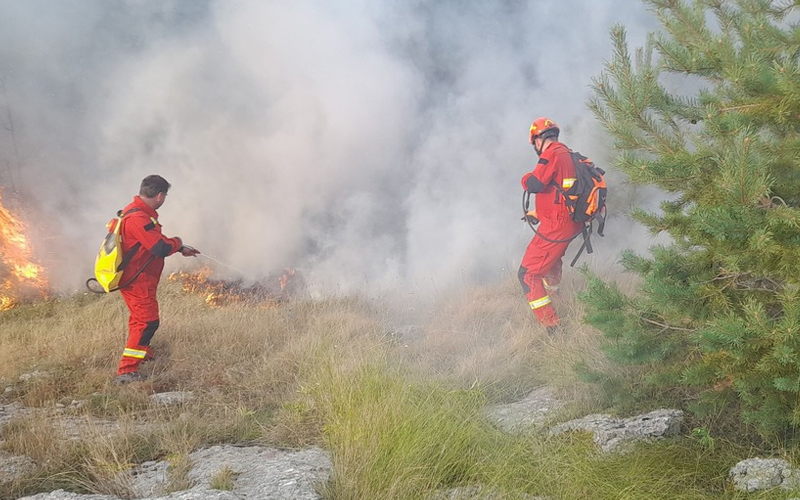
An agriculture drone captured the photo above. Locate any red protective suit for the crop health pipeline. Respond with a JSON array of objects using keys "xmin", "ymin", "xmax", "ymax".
[
  {"xmin": 116, "ymin": 196, "xmax": 182, "ymax": 375},
  {"xmin": 518, "ymin": 141, "xmax": 583, "ymax": 328}
]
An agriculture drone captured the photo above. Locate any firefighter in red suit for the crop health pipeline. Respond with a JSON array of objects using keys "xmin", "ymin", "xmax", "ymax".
[
  {"xmin": 115, "ymin": 175, "xmax": 199, "ymax": 384},
  {"xmin": 518, "ymin": 118, "xmax": 583, "ymax": 334}
]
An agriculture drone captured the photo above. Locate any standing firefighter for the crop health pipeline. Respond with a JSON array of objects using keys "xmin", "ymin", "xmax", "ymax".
[
  {"xmin": 113, "ymin": 175, "xmax": 199, "ymax": 384},
  {"xmin": 518, "ymin": 118, "xmax": 583, "ymax": 335}
]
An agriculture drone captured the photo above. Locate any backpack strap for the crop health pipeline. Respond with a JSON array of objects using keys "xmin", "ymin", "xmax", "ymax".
[
  {"xmin": 117, "ymin": 243, "xmax": 142, "ymax": 272},
  {"xmin": 595, "ymin": 208, "xmax": 606, "ymax": 237},
  {"xmin": 549, "ymin": 151, "xmax": 584, "ymax": 211},
  {"xmin": 116, "ymin": 208, "xmax": 142, "ymax": 272},
  {"xmin": 121, "ymin": 207, "xmax": 141, "ymax": 217},
  {"xmin": 569, "ymin": 224, "xmax": 594, "ymax": 268}
]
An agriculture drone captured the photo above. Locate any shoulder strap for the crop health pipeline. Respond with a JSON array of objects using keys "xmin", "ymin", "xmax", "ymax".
[
  {"xmin": 116, "ymin": 208, "xmax": 143, "ymax": 272},
  {"xmin": 117, "ymin": 242, "xmax": 142, "ymax": 272}
]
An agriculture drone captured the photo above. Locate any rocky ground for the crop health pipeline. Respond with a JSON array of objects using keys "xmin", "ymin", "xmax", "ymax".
[
  {"xmin": 17, "ymin": 446, "xmax": 331, "ymax": 500},
  {"xmin": 1, "ymin": 383, "xmax": 795, "ymax": 499}
]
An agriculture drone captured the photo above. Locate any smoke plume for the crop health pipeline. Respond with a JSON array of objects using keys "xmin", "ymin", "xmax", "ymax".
[{"xmin": 0, "ymin": 0, "xmax": 658, "ymax": 294}]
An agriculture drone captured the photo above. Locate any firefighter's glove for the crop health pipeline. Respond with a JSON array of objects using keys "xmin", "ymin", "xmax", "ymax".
[
  {"xmin": 179, "ymin": 245, "xmax": 201, "ymax": 257},
  {"xmin": 524, "ymin": 210, "xmax": 539, "ymax": 225}
]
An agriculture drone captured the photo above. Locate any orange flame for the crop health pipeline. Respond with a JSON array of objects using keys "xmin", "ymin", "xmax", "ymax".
[
  {"xmin": 0, "ymin": 190, "xmax": 48, "ymax": 310},
  {"xmin": 168, "ymin": 267, "xmax": 236, "ymax": 307},
  {"xmin": 168, "ymin": 267, "xmax": 300, "ymax": 307}
]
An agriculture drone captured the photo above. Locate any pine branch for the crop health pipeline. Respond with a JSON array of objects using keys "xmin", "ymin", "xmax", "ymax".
[{"xmin": 640, "ymin": 315, "xmax": 697, "ymax": 332}]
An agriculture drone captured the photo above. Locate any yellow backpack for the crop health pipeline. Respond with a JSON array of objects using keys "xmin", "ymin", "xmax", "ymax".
[{"xmin": 90, "ymin": 209, "xmax": 143, "ymax": 292}]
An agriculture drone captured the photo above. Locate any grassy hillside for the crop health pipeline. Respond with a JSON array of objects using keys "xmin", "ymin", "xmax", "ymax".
[{"xmin": 0, "ymin": 274, "xmax": 785, "ymax": 499}]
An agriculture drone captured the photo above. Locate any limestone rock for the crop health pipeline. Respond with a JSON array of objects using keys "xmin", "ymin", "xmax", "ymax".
[
  {"xmin": 149, "ymin": 391, "xmax": 195, "ymax": 407},
  {"xmin": 484, "ymin": 387, "xmax": 564, "ymax": 433},
  {"xmin": 730, "ymin": 458, "xmax": 800, "ymax": 492},
  {"xmin": 15, "ymin": 492, "xmax": 118, "ymax": 500},
  {"xmin": 550, "ymin": 409, "xmax": 684, "ymax": 453},
  {"xmin": 18, "ymin": 445, "xmax": 331, "ymax": 500},
  {"xmin": 0, "ymin": 449, "xmax": 36, "ymax": 484},
  {"xmin": 18, "ymin": 371, "xmax": 50, "ymax": 383}
]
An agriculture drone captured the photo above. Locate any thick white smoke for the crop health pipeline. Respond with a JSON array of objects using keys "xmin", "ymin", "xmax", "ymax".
[{"xmin": 0, "ymin": 0, "xmax": 658, "ymax": 294}]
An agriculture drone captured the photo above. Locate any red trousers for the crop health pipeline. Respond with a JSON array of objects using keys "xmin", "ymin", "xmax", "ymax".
[
  {"xmin": 518, "ymin": 216, "xmax": 581, "ymax": 327},
  {"xmin": 117, "ymin": 281, "xmax": 159, "ymax": 375}
]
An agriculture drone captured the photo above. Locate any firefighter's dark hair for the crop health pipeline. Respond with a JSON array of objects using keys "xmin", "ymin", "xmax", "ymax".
[{"xmin": 140, "ymin": 175, "xmax": 171, "ymax": 198}]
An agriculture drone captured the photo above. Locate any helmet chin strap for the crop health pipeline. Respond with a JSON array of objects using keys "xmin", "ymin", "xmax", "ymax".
[
  {"xmin": 533, "ymin": 133, "xmax": 557, "ymax": 156},
  {"xmin": 533, "ymin": 137, "xmax": 547, "ymax": 156}
]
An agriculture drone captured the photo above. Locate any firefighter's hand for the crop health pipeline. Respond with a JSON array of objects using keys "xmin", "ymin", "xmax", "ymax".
[
  {"xmin": 524, "ymin": 210, "xmax": 539, "ymax": 225},
  {"xmin": 179, "ymin": 245, "xmax": 200, "ymax": 257}
]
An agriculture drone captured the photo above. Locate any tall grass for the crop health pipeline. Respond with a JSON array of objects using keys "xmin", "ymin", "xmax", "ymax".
[
  {"xmin": 308, "ymin": 360, "xmax": 492, "ymax": 498},
  {"xmin": 301, "ymin": 353, "xmax": 771, "ymax": 499},
  {"xmin": 0, "ymin": 276, "xmax": 793, "ymax": 499}
]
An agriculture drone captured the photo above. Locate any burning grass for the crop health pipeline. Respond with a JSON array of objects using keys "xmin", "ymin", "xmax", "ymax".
[
  {"xmin": 0, "ymin": 191, "xmax": 48, "ymax": 310},
  {"xmin": 167, "ymin": 266, "xmax": 303, "ymax": 307}
]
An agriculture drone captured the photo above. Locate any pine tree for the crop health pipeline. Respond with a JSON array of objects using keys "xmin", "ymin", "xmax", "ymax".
[{"xmin": 583, "ymin": 0, "xmax": 800, "ymax": 439}]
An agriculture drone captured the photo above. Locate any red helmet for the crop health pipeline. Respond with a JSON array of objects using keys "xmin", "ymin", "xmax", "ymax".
[{"xmin": 529, "ymin": 117, "xmax": 559, "ymax": 144}]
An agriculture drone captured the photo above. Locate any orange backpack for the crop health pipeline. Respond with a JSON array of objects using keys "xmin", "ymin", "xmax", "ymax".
[{"xmin": 557, "ymin": 151, "xmax": 607, "ymax": 236}]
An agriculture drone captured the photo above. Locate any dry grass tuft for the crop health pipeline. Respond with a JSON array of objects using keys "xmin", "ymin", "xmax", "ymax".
[
  {"xmin": 0, "ymin": 273, "xmax": 745, "ymax": 499},
  {"xmin": 400, "ymin": 273, "xmax": 615, "ymax": 411},
  {"xmin": 209, "ymin": 466, "xmax": 239, "ymax": 491}
]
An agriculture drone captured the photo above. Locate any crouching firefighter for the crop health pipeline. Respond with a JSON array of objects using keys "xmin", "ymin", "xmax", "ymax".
[
  {"xmin": 113, "ymin": 175, "xmax": 199, "ymax": 384},
  {"xmin": 518, "ymin": 118, "xmax": 584, "ymax": 335}
]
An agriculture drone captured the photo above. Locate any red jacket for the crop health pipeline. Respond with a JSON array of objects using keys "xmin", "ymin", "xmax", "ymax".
[
  {"xmin": 118, "ymin": 196, "xmax": 182, "ymax": 289},
  {"xmin": 520, "ymin": 141, "xmax": 583, "ymax": 236}
]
